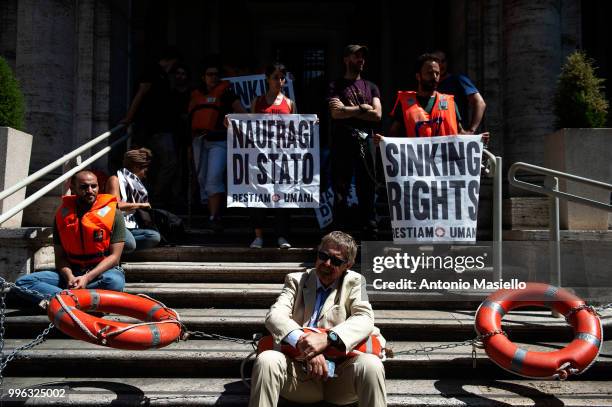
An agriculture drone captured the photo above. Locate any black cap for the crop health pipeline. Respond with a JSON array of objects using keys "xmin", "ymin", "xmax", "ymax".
[{"xmin": 343, "ymin": 44, "xmax": 368, "ymax": 56}]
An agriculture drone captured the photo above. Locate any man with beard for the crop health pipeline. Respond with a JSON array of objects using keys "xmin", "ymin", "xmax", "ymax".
[
  {"xmin": 14, "ymin": 171, "xmax": 126, "ymax": 305},
  {"xmin": 387, "ymin": 53, "xmax": 465, "ymax": 137},
  {"xmin": 432, "ymin": 50, "xmax": 486, "ymax": 135},
  {"xmin": 327, "ymin": 45, "xmax": 382, "ymax": 241},
  {"xmin": 249, "ymin": 231, "xmax": 387, "ymax": 407}
]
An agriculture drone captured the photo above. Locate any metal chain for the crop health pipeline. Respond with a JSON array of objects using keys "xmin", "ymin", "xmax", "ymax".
[
  {"xmin": 389, "ymin": 329, "xmax": 507, "ymax": 370},
  {"xmin": 0, "ymin": 277, "xmax": 53, "ymax": 306},
  {"xmin": 183, "ymin": 330, "xmax": 256, "ymax": 348},
  {"xmin": 390, "ymin": 338, "xmax": 479, "ymax": 357},
  {"xmin": 594, "ymin": 303, "xmax": 612, "ymax": 312},
  {"xmin": 0, "ymin": 278, "xmax": 56, "ymax": 385}
]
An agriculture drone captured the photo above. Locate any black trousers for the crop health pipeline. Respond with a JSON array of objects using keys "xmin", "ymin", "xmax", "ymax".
[
  {"xmin": 249, "ymin": 208, "xmax": 290, "ymax": 237},
  {"xmin": 330, "ymin": 131, "xmax": 377, "ymax": 232}
]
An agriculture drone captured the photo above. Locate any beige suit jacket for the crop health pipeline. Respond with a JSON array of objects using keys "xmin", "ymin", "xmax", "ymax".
[{"xmin": 265, "ymin": 268, "xmax": 385, "ymax": 352}]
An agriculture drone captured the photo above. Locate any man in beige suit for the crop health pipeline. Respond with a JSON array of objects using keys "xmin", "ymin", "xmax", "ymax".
[{"xmin": 249, "ymin": 231, "xmax": 387, "ymax": 406}]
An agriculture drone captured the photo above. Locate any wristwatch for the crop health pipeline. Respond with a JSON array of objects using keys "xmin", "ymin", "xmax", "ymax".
[{"xmin": 327, "ymin": 330, "xmax": 341, "ymax": 347}]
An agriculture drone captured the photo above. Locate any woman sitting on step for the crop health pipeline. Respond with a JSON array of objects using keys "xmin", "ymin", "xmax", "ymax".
[{"xmin": 106, "ymin": 148, "xmax": 161, "ymax": 252}]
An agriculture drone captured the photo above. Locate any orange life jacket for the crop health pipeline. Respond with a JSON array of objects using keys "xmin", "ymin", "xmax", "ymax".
[
  {"xmin": 55, "ymin": 194, "xmax": 117, "ymax": 267},
  {"xmin": 393, "ymin": 91, "xmax": 458, "ymax": 137},
  {"xmin": 189, "ymin": 81, "xmax": 231, "ymax": 133}
]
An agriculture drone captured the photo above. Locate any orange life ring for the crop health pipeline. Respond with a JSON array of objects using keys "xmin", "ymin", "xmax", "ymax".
[
  {"xmin": 257, "ymin": 327, "xmax": 385, "ymax": 359},
  {"xmin": 47, "ymin": 289, "xmax": 182, "ymax": 350},
  {"xmin": 475, "ymin": 282, "xmax": 602, "ymax": 379}
]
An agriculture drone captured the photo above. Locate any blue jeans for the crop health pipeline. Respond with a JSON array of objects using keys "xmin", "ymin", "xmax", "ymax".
[
  {"xmin": 124, "ymin": 228, "xmax": 161, "ymax": 253},
  {"xmin": 192, "ymin": 137, "xmax": 227, "ymax": 202},
  {"xmin": 14, "ymin": 267, "xmax": 125, "ymax": 304}
]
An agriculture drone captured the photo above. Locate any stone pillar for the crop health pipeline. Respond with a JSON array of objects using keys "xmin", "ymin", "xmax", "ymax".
[
  {"xmin": 561, "ymin": 0, "xmax": 582, "ymax": 59},
  {"xmin": 74, "ymin": 0, "xmax": 96, "ymax": 154},
  {"xmin": 479, "ymin": 0, "xmax": 504, "ymax": 157},
  {"xmin": 13, "ymin": 1, "xmax": 114, "ymax": 226},
  {"xmin": 16, "ymin": 0, "xmax": 76, "ymax": 170},
  {"xmin": 74, "ymin": 0, "xmax": 112, "ymax": 168},
  {"xmin": 502, "ymin": 0, "xmax": 562, "ymax": 169}
]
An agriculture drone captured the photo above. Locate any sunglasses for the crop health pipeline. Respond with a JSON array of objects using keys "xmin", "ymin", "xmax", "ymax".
[{"xmin": 317, "ymin": 251, "xmax": 347, "ymax": 267}]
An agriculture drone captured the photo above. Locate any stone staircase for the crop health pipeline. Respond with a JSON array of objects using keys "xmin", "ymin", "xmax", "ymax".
[{"xmin": 2, "ymin": 211, "xmax": 612, "ymax": 406}]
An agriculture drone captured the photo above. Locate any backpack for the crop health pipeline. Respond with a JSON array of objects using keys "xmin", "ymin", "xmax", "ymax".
[{"xmin": 150, "ymin": 208, "xmax": 184, "ymax": 244}]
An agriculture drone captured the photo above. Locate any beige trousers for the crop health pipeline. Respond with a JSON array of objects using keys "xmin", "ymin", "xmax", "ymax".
[{"xmin": 248, "ymin": 350, "xmax": 387, "ymax": 407}]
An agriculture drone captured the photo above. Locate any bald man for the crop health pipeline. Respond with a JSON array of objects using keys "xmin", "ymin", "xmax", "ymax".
[{"xmin": 15, "ymin": 170, "xmax": 126, "ymax": 305}]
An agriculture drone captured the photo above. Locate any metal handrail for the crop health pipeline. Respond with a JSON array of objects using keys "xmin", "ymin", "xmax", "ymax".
[
  {"xmin": 483, "ymin": 148, "xmax": 503, "ymax": 280},
  {"xmin": 0, "ymin": 125, "xmax": 127, "ymax": 226},
  {"xmin": 0, "ymin": 124, "xmax": 125, "ymax": 202},
  {"xmin": 509, "ymin": 162, "xmax": 612, "ymax": 212},
  {"xmin": 508, "ymin": 161, "xmax": 612, "ymax": 286}
]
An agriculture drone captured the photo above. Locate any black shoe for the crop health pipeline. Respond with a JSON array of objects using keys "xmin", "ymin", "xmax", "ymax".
[{"xmin": 208, "ymin": 217, "xmax": 224, "ymax": 233}]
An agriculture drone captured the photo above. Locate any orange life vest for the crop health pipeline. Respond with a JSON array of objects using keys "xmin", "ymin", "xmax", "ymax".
[
  {"xmin": 393, "ymin": 91, "xmax": 458, "ymax": 137},
  {"xmin": 189, "ymin": 81, "xmax": 231, "ymax": 133},
  {"xmin": 55, "ymin": 194, "xmax": 117, "ymax": 267}
]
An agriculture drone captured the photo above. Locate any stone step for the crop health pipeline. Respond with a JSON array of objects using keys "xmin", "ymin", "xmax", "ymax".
[
  {"xmin": 503, "ymin": 229, "xmax": 612, "ymax": 242},
  {"xmin": 121, "ymin": 243, "xmax": 499, "ymax": 266},
  {"xmin": 118, "ymin": 262, "xmax": 502, "ymax": 284},
  {"xmin": 123, "ymin": 247, "xmax": 318, "ymax": 263},
  {"xmin": 2, "ymin": 339, "xmax": 611, "ymax": 379},
  {"xmin": 116, "ymin": 283, "xmax": 486, "ymax": 309},
  {"xmin": 178, "ymin": 229, "xmax": 495, "ymax": 245},
  {"xmin": 121, "ymin": 262, "xmax": 313, "ymax": 283},
  {"xmin": 2, "ymin": 377, "xmax": 611, "ymax": 406},
  {"xmin": 6, "ymin": 309, "xmax": 605, "ymax": 342}
]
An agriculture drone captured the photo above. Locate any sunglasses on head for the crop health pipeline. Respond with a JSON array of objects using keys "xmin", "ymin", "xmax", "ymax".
[{"xmin": 317, "ymin": 251, "xmax": 347, "ymax": 267}]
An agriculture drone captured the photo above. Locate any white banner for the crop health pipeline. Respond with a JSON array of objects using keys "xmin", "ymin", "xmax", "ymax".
[
  {"xmin": 314, "ymin": 184, "xmax": 360, "ymax": 229},
  {"xmin": 227, "ymin": 114, "xmax": 320, "ymax": 208},
  {"xmin": 223, "ymin": 74, "xmax": 295, "ymax": 110},
  {"xmin": 380, "ymin": 135, "xmax": 483, "ymax": 243},
  {"xmin": 315, "ymin": 186, "xmax": 334, "ymax": 228}
]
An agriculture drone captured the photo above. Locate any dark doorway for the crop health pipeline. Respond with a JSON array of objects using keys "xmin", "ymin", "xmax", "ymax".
[{"xmin": 272, "ymin": 43, "xmax": 328, "ymax": 122}]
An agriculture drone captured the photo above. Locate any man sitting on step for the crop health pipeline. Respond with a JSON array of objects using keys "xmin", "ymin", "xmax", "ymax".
[
  {"xmin": 14, "ymin": 170, "xmax": 126, "ymax": 305},
  {"xmin": 249, "ymin": 231, "xmax": 387, "ymax": 407}
]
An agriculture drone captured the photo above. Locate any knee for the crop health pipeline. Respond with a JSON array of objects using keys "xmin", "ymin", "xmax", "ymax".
[
  {"xmin": 124, "ymin": 232, "xmax": 136, "ymax": 253},
  {"xmin": 254, "ymin": 350, "xmax": 286, "ymax": 374},
  {"xmin": 148, "ymin": 230, "xmax": 161, "ymax": 244},
  {"xmin": 353, "ymin": 354, "xmax": 385, "ymax": 381},
  {"xmin": 100, "ymin": 270, "xmax": 125, "ymax": 292},
  {"xmin": 15, "ymin": 275, "xmax": 32, "ymax": 289}
]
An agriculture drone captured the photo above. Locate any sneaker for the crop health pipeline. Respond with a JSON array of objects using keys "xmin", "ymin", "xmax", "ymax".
[
  {"xmin": 278, "ymin": 237, "xmax": 291, "ymax": 249},
  {"xmin": 250, "ymin": 237, "xmax": 264, "ymax": 249}
]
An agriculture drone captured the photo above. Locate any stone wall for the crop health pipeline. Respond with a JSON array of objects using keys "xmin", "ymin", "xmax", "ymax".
[{"xmin": 0, "ymin": 228, "xmax": 53, "ymax": 282}]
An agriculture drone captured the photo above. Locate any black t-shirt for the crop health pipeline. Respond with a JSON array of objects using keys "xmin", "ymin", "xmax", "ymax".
[
  {"xmin": 327, "ymin": 78, "xmax": 381, "ymax": 132},
  {"xmin": 137, "ymin": 62, "xmax": 175, "ymax": 134},
  {"xmin": 170, "ymin": 87, "xmax": 192, "ymax": 141}
]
